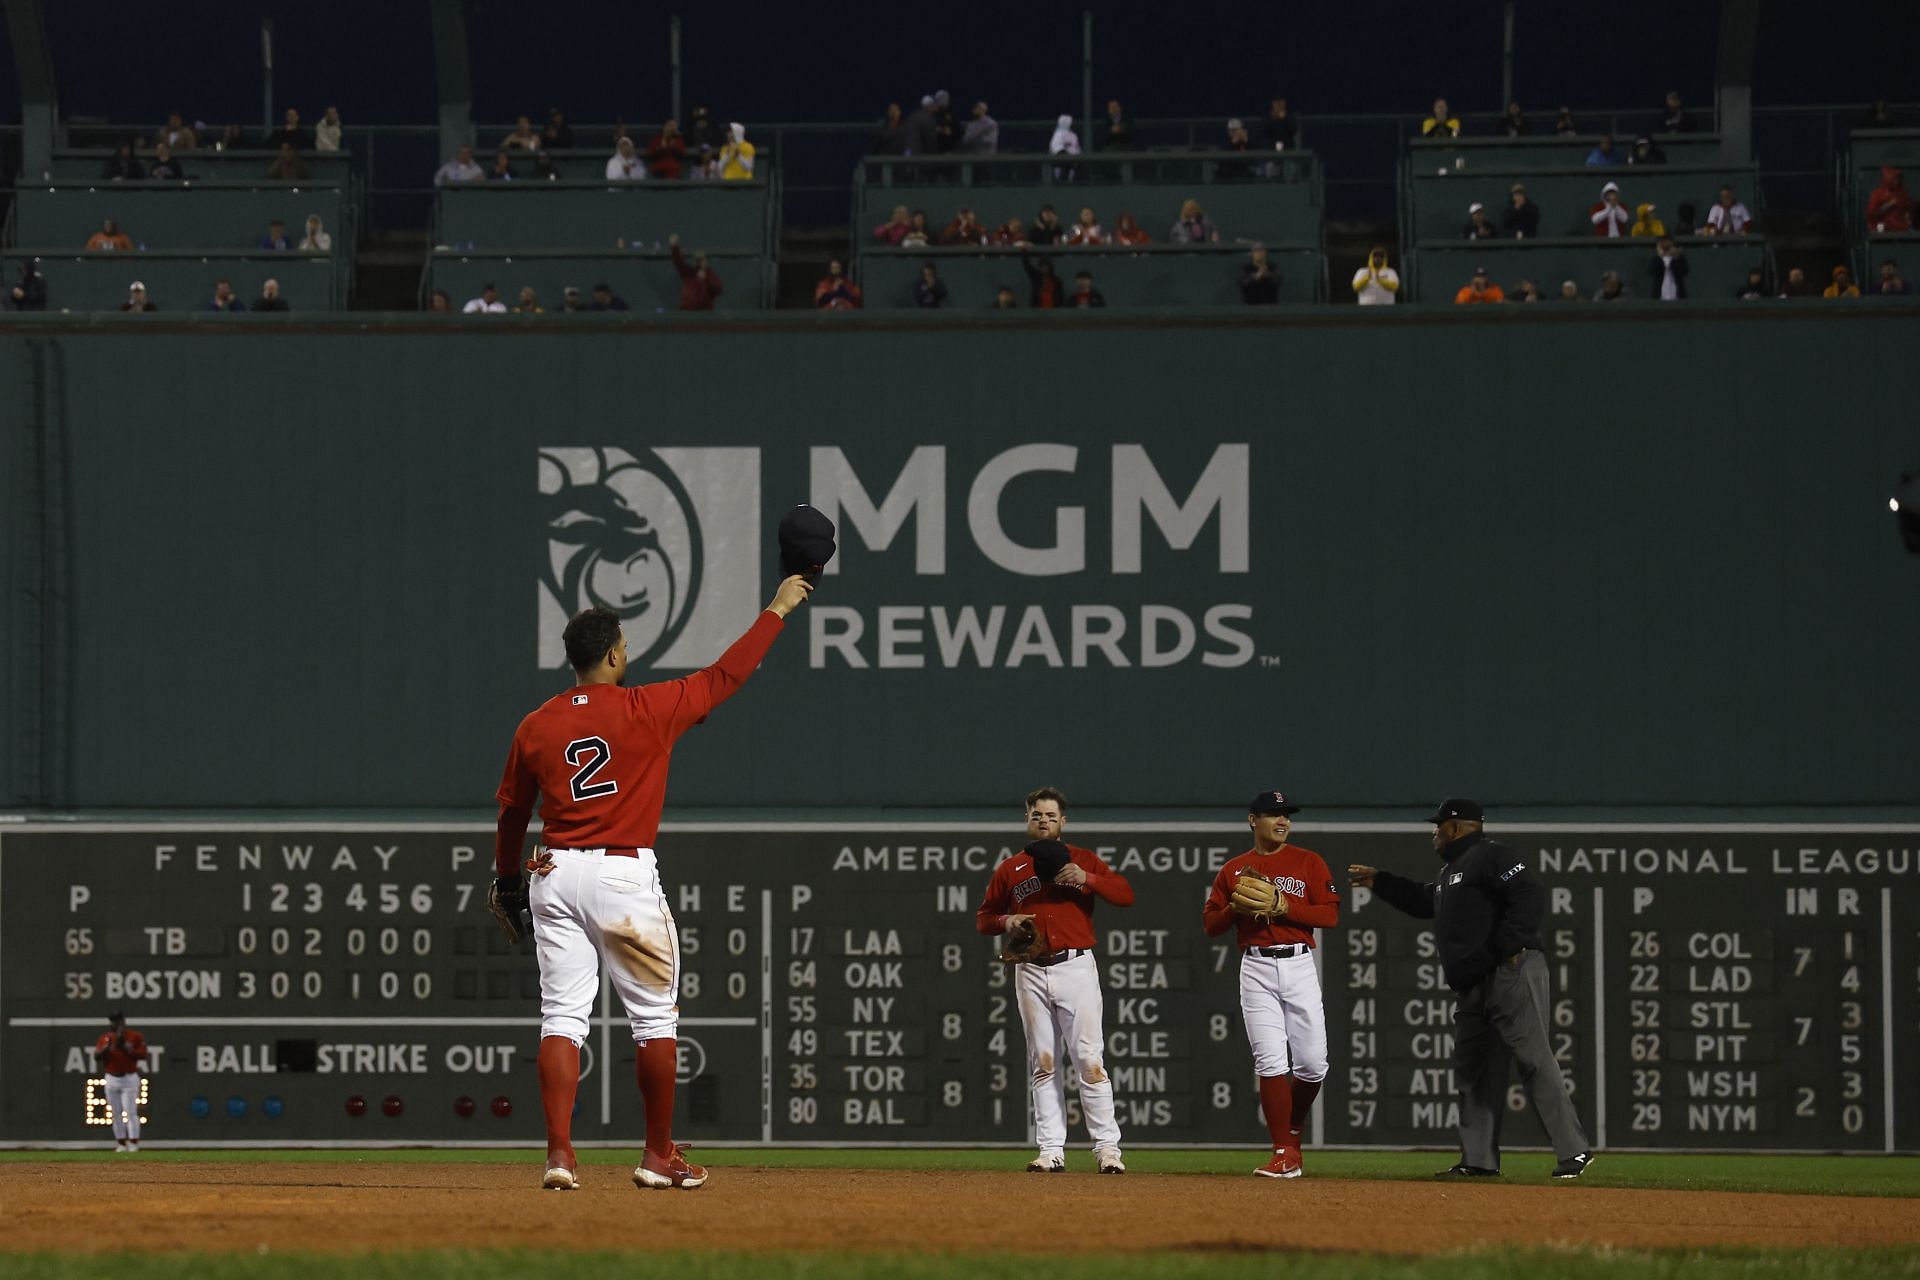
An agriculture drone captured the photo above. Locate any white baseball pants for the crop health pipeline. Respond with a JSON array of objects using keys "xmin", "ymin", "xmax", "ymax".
[
  {"xmin": 1015, "ymin": 952, "xmax": 1121, "ymax": 1154},
  {"xmin": 105, "ymin": 1073, "xmax": 141, "ymax": 1141},
  {"xmin": 531, "ymin": 848, "xmax": 679, "ymax": 1045},
  {"xmin": 1239, "ymin": 949, "xmax": 1329, "ymax": 1081}
]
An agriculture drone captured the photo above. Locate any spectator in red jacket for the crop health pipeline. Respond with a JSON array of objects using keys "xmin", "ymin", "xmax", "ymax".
[
  {"xmin": 873, "ymin": 204, "xmax": 913, "ymax": 245},
  {"xmin": 941, "ymin": 207, "xmax": 990, "ymax": 246},
  {"xmin": 1112, "ymin": 212, "xmax": 1150, "ymax": 245},
  {"xmin": 1065, "ymin": 206, "xmax": 1106, "ymax": 245},
  {"xmin": 1866, "ymin": 166, "xmax": 1913, "ymax": 233},
  {"xmin": 993, "ymin": 217, "xmax": 1029, "ymax": 247},
  {"xmin": 1590, "ymin": 182, "xmax": 1629, "ymax": 238},
  {"xmin": 648, "ymin": 121, "xmax": 687, "ymax": 180},
  {"xmin": 668, "ymin": 235, "xmax": 722, "ymax": 310},
  {"xmin": 1023, "ymin": 253, "xmax": 1063, "ymax": 308},
  {"xmin": 814, "ymin": 260, "xmax": 862, "ymax": 310}
]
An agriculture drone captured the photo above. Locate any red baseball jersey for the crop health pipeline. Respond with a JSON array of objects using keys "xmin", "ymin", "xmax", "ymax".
[
  {"xmin": 975, "ymin": 845, "xmax": 1134, "ymax": 951},
  {"xmin": 495, "ymin": 611, "xmax": 783, "ymax": 863},
  {"xmin": 1203, "ymin": 844, "xmax": 1341, "ymax": 948},
  {"xmin": 94, "ymin": 1030, "xmax": 146, "ymax": 1075}
]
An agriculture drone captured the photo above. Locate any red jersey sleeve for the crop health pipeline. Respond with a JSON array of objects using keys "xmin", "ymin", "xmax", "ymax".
[
  {"xmin": 633, "ymin": 611, "xmax": 784, "ymax": 742},
  {"xmin": 1202, "ymin": 863, "xmax": 1239, "ymax": 936},
  {"xmin": 494, "ymin": 721, "xmax": 539, "ymax": 810},
  {"xmin": 975, "ymin": 861, "xmax": 1014, "ymax": 935},
  {"xmin": 1076, "ymin": 850, "xmax": 1134, "ymax": 907},
  {"xmin": 1286, "ymin": 851, "xmax": 1341, "ymax": 929}
]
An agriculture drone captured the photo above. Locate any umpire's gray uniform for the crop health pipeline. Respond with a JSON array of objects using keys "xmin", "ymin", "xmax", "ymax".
[{"xmin": 1370, "ymin": 810, "xmax": 1589, "ymax": 1172}]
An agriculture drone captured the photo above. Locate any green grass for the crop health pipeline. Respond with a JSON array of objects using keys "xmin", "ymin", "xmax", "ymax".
[
  {"xmin": 3, "ymin": 1250, "xmax": 1919, "ymax": 1280},
  {"xmin": 3, "ymin": 1146, "xmax": 1918, "ymax": 1197}
]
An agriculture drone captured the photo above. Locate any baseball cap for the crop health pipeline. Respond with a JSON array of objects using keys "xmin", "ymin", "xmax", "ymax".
[
  {"xmin": 1469, "ymin": 201, "xmax": 1485, "ymax": 214},
  {"xmin": 1227, "ymin": 118, "xmax": 1245, "ymax": 131},
  {"xmin": 108, "ymin": 1009, "xmax": 126, "ymax": 1023},
  {"xmin": 129, "ymin": 281, "xmax": 146, "ymax": 291},
  {"xmin": 1248, "ymin": 790, "xmax": 1301, "ymax": 816},
  {"xmin": 1601, "ymin": 181, "xmax": 1621, "ymax": 195},
  {"xmin": 777, "ymin": 504, "xmax": 837, "ymax": 581},
  {"xmin": 1024, "ymin": 838, "xmax": 1072, "ymax": 882},
  {"xmin": 1427, "ymin": 797, "xmax": 1484, "ymax": 823}
]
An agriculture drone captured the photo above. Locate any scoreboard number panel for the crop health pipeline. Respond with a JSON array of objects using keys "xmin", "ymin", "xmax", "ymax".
[{"xmin": 1, "ymin": 823, "xmax": 1913, "ymax": 1150}]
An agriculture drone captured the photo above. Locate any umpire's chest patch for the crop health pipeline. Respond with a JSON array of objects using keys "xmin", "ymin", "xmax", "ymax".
[{"xmin": 1446, "ymin": 872, "xmax": 1465, "ymax": 887}]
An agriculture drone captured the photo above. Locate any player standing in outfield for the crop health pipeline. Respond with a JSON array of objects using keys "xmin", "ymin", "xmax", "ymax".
[
  {"xmin": 92, "ymin": 1010, "xmax": 147, "ymax": 1152},
  {"xmin": 491, "ymin": 576, "xmax": 814, "ymax": 1192},
  {"xmin": 1203, "ymin": 791, "xmax": 1340, "ymax": 1178},
  {"xmin": 976, "ymin": 788, "xmax": 1135, "ymax": 1174}
]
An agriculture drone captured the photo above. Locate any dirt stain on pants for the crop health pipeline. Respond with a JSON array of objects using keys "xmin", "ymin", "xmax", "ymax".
[{"xmin": 605, "ymin": 916, "xmax": 674, "ymax": 988}]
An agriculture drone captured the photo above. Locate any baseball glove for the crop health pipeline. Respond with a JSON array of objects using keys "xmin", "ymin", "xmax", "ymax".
[
  {"xmin": 999, "ymin": 916, "xmax": 1052, "ymax": 964},
  {"xmin": 488, "ymin": 875, "xmax": 532, "ymax": 944},
  {"xmin": 1230, "ymin": 873, "xmax": 1288, "ymax": 921}
]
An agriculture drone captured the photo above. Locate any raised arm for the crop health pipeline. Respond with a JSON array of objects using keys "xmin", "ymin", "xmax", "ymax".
[
  {"xmin": 1354, "ymin": 865, "xmax": 1436, "ymax": 919},
  {"xmin": 642, "ymin": 576, "xmax": 811, "ymax": 741}
]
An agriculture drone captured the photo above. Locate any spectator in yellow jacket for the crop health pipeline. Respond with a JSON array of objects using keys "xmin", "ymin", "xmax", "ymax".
[
  {"xmin": 1823, "ymin": 266, "xmax": 1860, "ymax": 298},
  {"xmin": 719, "ymin": 123, "xmax": 756, "ymax": 180},
  {"xmin": 1630, "ymin": 203, "xmax": 1666, "ymax": 237}
]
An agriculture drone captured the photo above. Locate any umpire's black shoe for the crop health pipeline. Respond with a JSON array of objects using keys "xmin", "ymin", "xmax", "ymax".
[
  {"xmin": 1433, "ymin": 1163, "xmax": 1500, "ymax": 1179},
  {"xmin": 1552, "ymin": 1152, "xmax": 1595, "ymax": 1180}
]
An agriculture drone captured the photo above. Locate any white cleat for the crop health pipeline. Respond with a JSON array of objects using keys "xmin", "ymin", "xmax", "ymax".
[
  {"xmin": 542, "ymin": 1166, "xmax": 580, "ymax": 1190},
  {"xmin": 1026, "ymin": 1151, "xmax": 1066, "ymax": 1173},
  {"xmin": 1095, "ymin": 1146, "xmax": 1127, "ymax": 1175}
]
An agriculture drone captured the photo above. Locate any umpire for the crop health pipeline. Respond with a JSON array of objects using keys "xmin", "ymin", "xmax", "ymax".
[{"xmin": 1348, "ymin": 798, "xmax": 1594, "ymax": 1180}]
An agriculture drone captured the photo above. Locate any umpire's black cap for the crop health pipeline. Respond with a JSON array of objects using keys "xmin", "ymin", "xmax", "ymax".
[
  {"xmin": 778, "ymin": 504, "xmax": 837, "ymax": 582},
  {"xmin": 1248, "ymin": 790, "xmax": 1301, "ymax": 816},
  {"xmin": 1024, "ymin": 839, "xmax": 1072, "ymax": 882},
  {"xmin": 1427, "ymin": 797, "xmax": 1484, "ymax": 823}
]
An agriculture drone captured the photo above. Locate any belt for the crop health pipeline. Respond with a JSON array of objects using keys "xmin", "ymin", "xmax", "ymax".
[
  {"xmin": 1031, "ymin": 948, "xmax": 1090, "ymax": 967},
  {"xmin": 544, "ymin": 847, "xmax": 643, "ymax": 859},
  {"xmin": 1250, "ymin": 944, "xmax": 1308, "ymax": 958}
]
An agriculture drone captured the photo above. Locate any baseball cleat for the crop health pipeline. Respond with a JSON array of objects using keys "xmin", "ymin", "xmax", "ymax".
[
  {"xmin": 1434, "ymin": 1163, "xmax": 1501, "ymax": 1179},
  {"xmin": 1552, "ymin": 1152, "xmax": 1595, "ymax": 1180},
  {"xmin": 542, "ymin": 1166, "xmax": 579, "ymax": 1190},
  {"xmin": 1026, "ymin": 1151, "xmax": 1066, "ymax": 1173},
  {"xmin": 1255, "ymin": 1149, "xmax": 1302, "ymax": 1179},
  {"xmin": 633, "ymin": 1142, "xmax": 709, "ymax": 1190},
  {"xmin": 1095, "ymin": 1146, "xmax": 1127, "ymax": 1174}
]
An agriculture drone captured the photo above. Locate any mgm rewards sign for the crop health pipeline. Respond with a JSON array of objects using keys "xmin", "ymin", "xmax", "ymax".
[{"xmin": 540, "ymin": 443, "xmax": 1254, "ymax": 673}]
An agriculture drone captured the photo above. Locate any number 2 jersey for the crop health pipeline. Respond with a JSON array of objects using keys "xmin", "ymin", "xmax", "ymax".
[
  {"xmin": 1202, "ymin": 844, "xmax": 1341, "ymax": 949},
  {"xmin": 494, "ymin": 611, "xmax": 785, "ymax": 872}
]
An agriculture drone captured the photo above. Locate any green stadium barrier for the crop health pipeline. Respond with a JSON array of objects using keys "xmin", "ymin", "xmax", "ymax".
[
  {"xmin": 1861, "ymin": 232, "xmax": 1920, "ymax": 293},
  {"xmin": 433, "ymin": 180, "xmax": 775, "ymax": 254},
  {"xmin": 486, "ymin": 148, "xmax": 775, "ymax": 181},
  {"xmin": 1409, "ymin": 133, "xmax": 1727, "ymax": 174},
  {"xmin": 12, "ymin": 181, "xmax": 349, "ymax": 250},
  {"xmin": 425, "ymin": 249, "xmax": 771, "ymax": 311},
  {"xmin": 1846, "ymin": 129, "xmax": 1920, "ymax": 176},
  {"xmin": 1407, "ymin": 164, "xmax": 1763, "ymax": 241},
  {"xmin": 855, "ymin": 243, "xmax": 1319, "ymax": 308},
  {"xmin": 44, "ymin": 148, "xmax": 354, "ymax": 188},
  {"xmin": 2, "ymin": 250, "xmax": 339, "ymax": 311},
  {"xmin": 1407, "ymin": 236, "xmax": 1771, "ymax": 303}
]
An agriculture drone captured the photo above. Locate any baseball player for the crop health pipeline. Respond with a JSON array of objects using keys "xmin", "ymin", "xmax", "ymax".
[
  {"xmin": 491, "ymin": 574, "xmax": 814, "ymax": 1192},
  {"xmin": 975, "ymin": 787, "xmax": 1134, "ymax": 1174},
  {"xmin": 92, "ymin": 1010, "xmax": 148, "ymax": 1152},
  {"xmin": 1202, "ymin": 791, "xmax": 1340, "ymax": 1178}
]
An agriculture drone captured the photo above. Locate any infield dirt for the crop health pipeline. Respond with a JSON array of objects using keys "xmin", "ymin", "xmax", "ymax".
[{"xmin": 7, "ymin": 1162, "xmax": 1920, "ymax": 1255}]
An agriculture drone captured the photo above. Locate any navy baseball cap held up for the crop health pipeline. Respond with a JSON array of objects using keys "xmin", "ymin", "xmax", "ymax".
[{"xmin": 778, "ymin": 504, "xmax": 836, "ymax": 582}]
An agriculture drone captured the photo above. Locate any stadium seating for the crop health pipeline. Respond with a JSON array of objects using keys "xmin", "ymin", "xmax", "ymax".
[
  {"xmin": 1405, "ymin": 164, "xmax": 1763, "ymax": 242},
  {"xmin": 433, "ymin": 179, "xmax": 777, "ymax": 255},
  {"xmin": 1408, "ymin": 134, "xmax": 1726, "ymax": 174},
  {"xmin": 856, "ymin": 243, "xmax": 1319, "ymax": 308},
  {"xmin": 2, "ymin": 249, "xmax": 337, "ymax": 310},
  {"xmin": 1860, "ymin": 232, "xmax": 1920, "ymax": 293},
  {"xmin": 1405, "ymin": 236, "xmax": 1771, "ymax": 303},
  {"xmin": 44, "ymin": 148, "xmax": 354, "ymax": 189},
  {"xmin": 424, "ymin": 248, "xmax": 771, "ymax": 311},
  {"xmin": 1844, "ymin": 130, "xmax": 1920, "ymax": 285}
]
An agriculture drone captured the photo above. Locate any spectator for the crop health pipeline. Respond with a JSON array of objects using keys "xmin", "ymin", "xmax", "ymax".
[
  {"xmin": 1023, "ymin": 253, "xmax": 1063, "ymax": 308},
  {"xmin": 268, "ymin": 141, "xmax": 310, "ymax": 180},
  {"xmin": 1464, "ymin": 202, "xmax": 1498, "ymax": 239},
  {"xmin": 1422, "ymin": 97, "xmax": 1460, "ymax": 138},
  {"xmin": 300, "ymin": 214, "xmax": 332, "ymax": 252},
  {"xmin": 1559, "ymin": 279, "xmax": 1581, "ymax": 301},
  {"xmin": 1240, "ymin": 245, "xmax": 1280, "ymax": 304},
  {"xmin": 607, "ymin": 137, "xmax": 646, "ymax": 181},
  {"xmin": 464, "ymin": 283, "xmax": 507, "ymax": 313},
  {"xmin": 254, "ymin": 278, "xmax": 290, "ymax": 311},
  {"xmin": 535, "ymin": 153, "xmax": 560, "ymax": 180},
  {"xmin": 1877, "ymin": 261, "xmax": 1911, "ymax": 295},
  {"xmin": 1555, "ymin": 107, "xmax": 1578, "ymax": 136},
  {"xmin": 269, "ymin": 108, "xmax": 309, "ymax": 151},
  {"xmin": 1780, "ymin": 267, "xmax": 1812, "ymax": 298},
  {"xmin": 1264, "ymin": 97, "xmax": 1299, "ymax": 151},
  {"xmin": 217, "ymin": 123, "xmax": 247, "ymax": 151},
  {"xmin": 1515, "ymin": 278, "xmax": 1542, "ymax": 302},
  {"xmin": 1219, "ymin": 118, "xmax": 1254, "ymax": 180},
  {"xmin": 119, "ymin": 280, "xmax": 157, "ymax": 312},
  {"xmin": 148, "ymin": 142, "xmax": 184, "ymax": 181},
  {"xmin": 1593, "ymin": 271, "xmax": 1629, "ymax": 301},
  {"xmin": 504, "ymin": 115, "xmax": 541, "ymax": 151},
  {"xmin": 902, "ymin": 210, "xmax": 933, "ymax": 248},
  {"xmin": 1049, "ymin": 115, "xmax": 1082, "ymax": 176},
  {"xmin": 1351, "ymin": 245, "xmax": 1399, "ymax": 305},
  {"xmin": 1454, "ymin": 267, "xmax": 1504, "ymax": 304},
  {"xmin": 1662, "ymin": 91, "xmax": 1694, "ymax": 133},
  {"xmin": 315, "ymin": 106, "xmax": 342, "ymax": 152},
  {"xmin": 513, "ymin": 286, "xmax": 545, "ymax": 314},
  {"xmin": 814, "ymin": 260, "xmax": 863, "ymax": 310},
  {"xmin": 872, "ymin": 103, "xmax": 905, "ymax": 155},
  {"xmin": 1863, "ymin": 99, "xmax": 1894, "ymax": 130},
  {"xmin": 1069, "ymin": 271, "xmax": 1106, "ymax": 307},
  {"xmin": 1823, "ymin": 266, "xmax": 1860, "ymax": 298},
  {"xmin": 1501, "ymin": 100, "xmax": 1527, "ymax": 137},
  {"xmin": 914, "ymin": 264, "xmax": 948, "ymax": 308},
  {"xmin": 941, "ymin": 207, "xmax": 991, "ymax": 246},
  {"xmin": 208, "ymin": 279, "xmax": 246, "ymax": 311},
  {"xmin": 435, "ymin": 144, "xmax": 483, "ymax": 185},
  {"xmin": 559, "ymin": 286, "xmax": 586, "ymax": 312},
  {"xmin": 489, "ymin": 150, "xmax": 516, "ymax": 181},
  {"xmin": 993, "ymin": 286, "xmax": 1019, "ymax": 309},
  {"xmin": 1647, "ymin": 236, "xmax": 1688, "ymax": 299},
  {"xmin": 993, "ymin": 217, "xmax": 1030, "ymax": 247},
  {"xmin": 1704, "ymin": 186, "xmax": 1754, "ymax": 236},
  {"xmin": 1112, "ymin": 212, "xmax": 1150, "ymax": 246},
  {"xmin": 428, "ymin": 290, "xmax": 452, "ymax": 312},
  {"xmin": 1029, "ymin": 205, "xmax": 1065, "ymax": 246},
  {"xmin": 1171, "ymin": 199, "xmax": 1220, "ymax": 243},
  {"xmin": 719, "ymin": 123, "xmax": 756, "ymax": 180},
  {"xmin": 1735, "ymin": 268, "xmax": 1770, "ymax": 300},
  {"xmin": 1866, "ymin": 166, "xmax": 1912, "ymax": 232},
  {"xmin": 1066, "ymin": 206, "xmax": 1106, "ymax": 246},
  {"xmin": 590, "ymin": 283, "xmax": 629, "ymax": 311},
  {"xmin": 9, "ymin": 262, "xmax": 48, "ymax": 311},
  {"xmin": 103, "ymin": 144, "xmax": 144, "ymax": 181},
  {"xmin": 873, "ymin": 205, "xmax": 913, "ymax": 245},
  {"xmin": 1629, "ymin": 135, "xmax": 1666, "ymax": 165},
  {"xmin": 1590, "ymin": 182, "xmax": 1630, "ymax": 238},
  {"xmin": 1630, "ymin": 203, "xmax": 1666, "ymax": 237},
  {"xmin": 1503, "ymin": 183, "xmax": 1540, "ymax": 238},
  {"xmin": 902, "ymin": 97, "xmax": 938, "ymax": 157},
  {"xmin": 160, "ymin": 112, "xmax": 198, "ymax": 151},
  {"xmin": 932, "ymin": 91, "xmax": 957, "ymax": 154},
  {"xmin": 1674, "ymin": 202, "xmax": 1699, "ymax": 236},
  {"xmin": 1102, "ymin": 99, "xmax": 1134, "ymax": 151},
  {"xmin": 962, "ymin": 101, "xmax": 999, "ymax": 155},
  {"xmin": 1586, "ymin": 134, "xmax": 1621, "ymax": 166},
  {"xmin": 669, "ymin": 234, "xmax": 722, "ymax": 310},
  {"xmin": 687, "ymin": 106, "xmax": 725, "ymax": 155},
  {"xmin": 648, "ymin": 121, "xmax": 687, "ymax": 180},
  {"xmin": 260, "ymin": 219, "xmax": 291, "ymax": 250},
  {"xmin": 86, "ymin": 218, "xmax": 134, "ymax": 251},
  {"xmin": 541, "ymin": 108, "xmax": 574, "ymax": 150}
]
